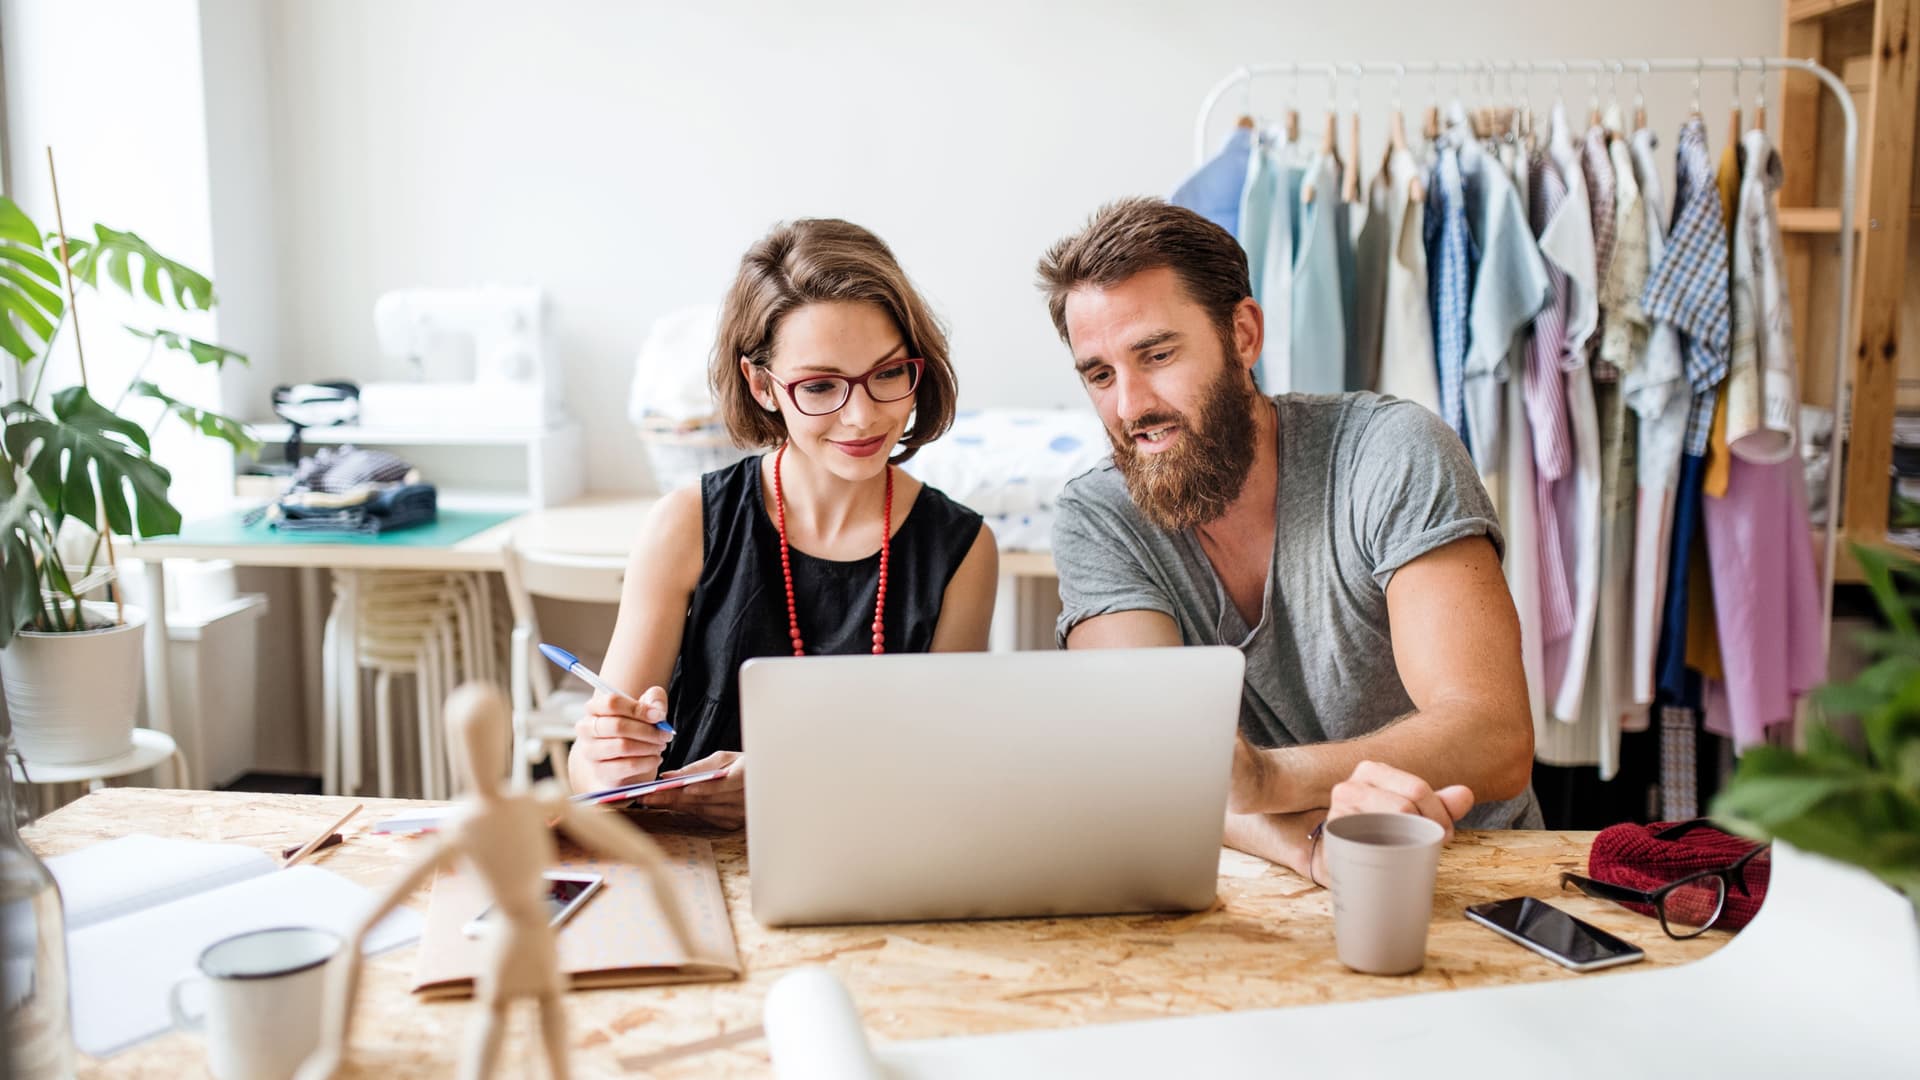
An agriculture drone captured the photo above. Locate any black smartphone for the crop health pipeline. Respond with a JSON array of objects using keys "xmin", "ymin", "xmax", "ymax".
[{"xmin": 1464, "ymin": 897, "xmax": 1646, "ymax": 972}]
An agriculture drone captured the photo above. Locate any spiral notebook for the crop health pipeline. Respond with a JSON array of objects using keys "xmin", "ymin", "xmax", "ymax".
[{"xmin": 411, "ymin": 833, "xmax": 740, "ymax": 998}]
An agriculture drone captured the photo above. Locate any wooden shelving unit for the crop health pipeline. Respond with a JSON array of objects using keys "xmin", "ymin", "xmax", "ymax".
[{"xmin": 1781, "ymin": 0, "xmax": 1920, "ymax": 583}]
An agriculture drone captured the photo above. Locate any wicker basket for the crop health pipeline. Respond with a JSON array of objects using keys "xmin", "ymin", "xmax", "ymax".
[{"xmin": 636, "ymin": 414, "xmax": 751, "ymax": 493}]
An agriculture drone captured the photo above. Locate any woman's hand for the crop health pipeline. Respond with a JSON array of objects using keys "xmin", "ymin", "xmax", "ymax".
[
  {"xmin": 638, "ymin": 751, "xmax": 745, "ymax": 830},
  {"xmin": 569, "ymin": 686, "xmax": 673, "ymax": 793}
]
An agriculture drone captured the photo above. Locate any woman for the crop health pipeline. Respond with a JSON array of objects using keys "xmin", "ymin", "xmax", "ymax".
[{"xmin": 567, "ymin": 219, "xmax": 999, "ymax": 827}]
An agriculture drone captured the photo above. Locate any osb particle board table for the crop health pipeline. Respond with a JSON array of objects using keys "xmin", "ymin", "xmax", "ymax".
[{"xmin": 28, "ymin": 789, "xmax": 1727, "ymax": 1079}]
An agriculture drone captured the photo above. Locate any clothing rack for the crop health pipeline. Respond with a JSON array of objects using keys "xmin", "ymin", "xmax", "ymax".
[{"xmin": 1195, "ymin": 57, "xmax": 1859, "ymax": 663}]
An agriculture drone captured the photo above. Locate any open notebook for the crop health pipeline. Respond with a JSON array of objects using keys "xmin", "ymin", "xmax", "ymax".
[
  {"xmin": 412, "ymin": 833, "xmax": 739, "ymax": 997},
  {"xmin": 45, "ymin": 834, "xmax": 422, "ymax": 1058}
]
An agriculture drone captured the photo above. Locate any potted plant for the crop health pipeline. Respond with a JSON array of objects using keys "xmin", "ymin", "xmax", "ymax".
[
  {"xmin": 0, "ymin": 188, "xmax": 255, "ymax": 764},
  {"xmin": 1712, "ymin": 545, "xmax": 1920, "ymax": 927}
]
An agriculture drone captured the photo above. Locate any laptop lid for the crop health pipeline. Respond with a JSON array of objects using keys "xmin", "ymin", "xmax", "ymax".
[{"xmin": 742, "ymin": 647, "xmax": 1245, "ymax": 927}]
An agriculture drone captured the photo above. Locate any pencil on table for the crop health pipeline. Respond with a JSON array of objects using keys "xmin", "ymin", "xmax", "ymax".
[{"xmin": 282, "ymin": 804, "xmax": 363, "ymax": 868}]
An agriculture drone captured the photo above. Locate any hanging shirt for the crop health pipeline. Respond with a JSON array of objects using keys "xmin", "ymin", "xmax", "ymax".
[
  {"xmin": 1701, "ymin": 454, "xmax": 1825, "ymax": 749},
  {"xmin": 1459, "ymin": 140, "xmax": 1551, "ymax": 472},
  {"xmin": 1173, "ymin": 125, "xmax": 1255, "ymax": 236},
  {"xmin": 1686, "ymin": 142, "xmax": 1745, "ymax": 682},
  {"xmin": 1599, "ymin": 134, "xmax": 1649, "ymax": 375},
  {"xmin": 1525, "ymin": 150, "xmax": 1578, "ymax": 652},
  {"xmin": 1726, "ymin": 127, "xmax": 1799, "ymax": 463},
  {"xmin": 1582, "ymin": 125, "xmax": 1620, "ymax": 379},
  {"xmin": 1624, "ymin": 127, "xmax": 1688, "ymax": 710},
  {"xmin": 1540, "ymin": 111, "xmax": 1604, "ymax": 725},
  {"xmin": 1352, "ymin": 156, "xmax": 1394, "ymax": 392},
  {"xmin": 1497, "ymin": 135, "xmax": 1546, "ymax": 738},
  {"xmin": 1425, "ymin": 142, "xmax": 1476, "ymax": 446},
  {"xmin": 1374, "ymin": 149, "xmax": 1440, "ymax": 412},
  {"xmin": 1641, "ymin": 118, "xmax": 1730, "ymax": 462},
  {"xmin": 1647, "ymin": 119, "xmax": 1728, "ymax": 709},
  {"xmin": 1291, "ymin": 151, "xmax": 1351, "ymax": 395},
  {"xmin": 1239, "ymin": 132, "xmax": 1295, "ymax": 393}
]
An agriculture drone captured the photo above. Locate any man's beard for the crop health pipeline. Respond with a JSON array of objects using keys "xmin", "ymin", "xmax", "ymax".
[{"xmin": 1108, "ymin": 356, "xmax": 1260, "ymax": 532}]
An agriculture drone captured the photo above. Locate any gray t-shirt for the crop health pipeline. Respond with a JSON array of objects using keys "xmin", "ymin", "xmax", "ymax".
[{"xmin": 1053, "ymin": 392, "xmax": 1543, "ymax": 829}]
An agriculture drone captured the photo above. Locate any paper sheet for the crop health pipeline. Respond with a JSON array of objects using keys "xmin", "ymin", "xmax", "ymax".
[
  {"xmin": 69, "ymin": 865, "xmax": 421, "ymax": 1057},
  {"xmin": 46, "ymin": 834, "xmax": 273, "ymax": 932}
]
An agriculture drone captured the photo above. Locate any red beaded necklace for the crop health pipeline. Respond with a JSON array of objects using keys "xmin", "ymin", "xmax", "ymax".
[{"xmin": 772, "ymin": 443, "xmax": 892, "ymax": 657}]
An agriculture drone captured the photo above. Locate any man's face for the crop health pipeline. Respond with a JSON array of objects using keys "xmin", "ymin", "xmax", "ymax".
[{"xmin": 1062, "ymin": 267, "xmax": 1261, "ymax": 531}]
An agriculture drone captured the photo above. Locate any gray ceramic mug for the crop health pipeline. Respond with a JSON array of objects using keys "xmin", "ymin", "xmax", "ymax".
[{"xmin": 1324, "ymin": 812, "xmax": 1446, "ymax": 975}]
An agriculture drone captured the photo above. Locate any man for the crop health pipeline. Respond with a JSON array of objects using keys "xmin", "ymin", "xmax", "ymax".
[{"xmin": 1038, "ymin": 198, "xmax": 1540, "ymax": 884}]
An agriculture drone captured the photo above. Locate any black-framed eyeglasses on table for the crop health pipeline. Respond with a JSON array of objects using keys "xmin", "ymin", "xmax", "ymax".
[{"xmin": 1559, "ymin": 819, "xmax": 1771, "ymax": 940}]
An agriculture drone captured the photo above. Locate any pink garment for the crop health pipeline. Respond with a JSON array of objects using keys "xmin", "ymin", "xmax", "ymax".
[
  {"xmin": 1700, "ymin": 455, "xmax": 1825, "ymax": 748},
  {"xmin": 1527, "ymin": 152, "xmax": 1577, "ymax": 647}
]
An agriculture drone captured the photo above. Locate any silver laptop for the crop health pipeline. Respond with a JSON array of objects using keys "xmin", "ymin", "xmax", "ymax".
[{"xmin": 741, "ymin": 647, "xmax": 1245, "ymax": 927}]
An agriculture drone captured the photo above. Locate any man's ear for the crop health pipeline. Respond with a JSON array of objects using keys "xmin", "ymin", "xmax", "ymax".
[{"xmin": 1231, "ymin": 297, "xmax": 1265, "ymax": 375}]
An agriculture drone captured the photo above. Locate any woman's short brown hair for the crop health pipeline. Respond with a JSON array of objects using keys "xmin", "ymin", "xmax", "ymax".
[
  {"xmin": 711, "ymin": 219, "xmax": 957, "ymax": 463},
  {"xmin": 1035, "ymin": 197, "xmax": 1251, "ymax": 345}
]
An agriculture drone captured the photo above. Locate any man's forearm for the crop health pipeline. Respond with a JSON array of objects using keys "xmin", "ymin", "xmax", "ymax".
[
  {"xmin": 1245, "ymin": 700, "xmax": 1532, "ymax": 815},
  {"xmin": 1222, "ymin": 809, "xmax": 1327, "ymax": 881}
]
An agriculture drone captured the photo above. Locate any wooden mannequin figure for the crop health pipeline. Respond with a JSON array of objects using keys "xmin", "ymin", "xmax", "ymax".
[{"xmin": 296, "ymin": 683, "xmax": 692, "ymax": 1080}]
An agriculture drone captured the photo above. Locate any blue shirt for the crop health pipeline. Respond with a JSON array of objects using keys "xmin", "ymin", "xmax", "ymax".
[{"xmin": 1172, "ymin": 127, "xmax": 1254, "ymax": 236}]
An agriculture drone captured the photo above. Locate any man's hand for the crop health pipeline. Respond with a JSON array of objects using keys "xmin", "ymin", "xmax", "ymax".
[
  {"xmin": 1311, "ymin": 759, "xmax": 1474, "ymax": 884},
  {"xmin": 570, "ymin": 686, "xmax": 672, "ymax": 792},
  {"xmin": 1329, "ymin": 759, "xmax": 1474, "ymax": 836},
  {"xmin": 637, "ymin": 751, "xmax": 745, "ymax": 830}
]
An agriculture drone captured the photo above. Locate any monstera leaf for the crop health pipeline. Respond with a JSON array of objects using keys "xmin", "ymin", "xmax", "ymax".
[
  {"xmin": 0, "ymin": 463, "xmax": 61, "ymax": 644},
  {"xmin": 132, "ymin": 380, "xmax": 259, "ymax": 455},
  {"xmin": 1, "ymin": 387, "xmax": 178, "ymax": 538},
  {"xmin": 0, "ymin": 197, "xmax": 64, "ymax": 363},
  {"xmin": 125, "ymin": 326, "xmax": 247, "ymax": 369},
  {"xmin": 61, "ymin": 225, "xmax": 214, "ymax": 310}
]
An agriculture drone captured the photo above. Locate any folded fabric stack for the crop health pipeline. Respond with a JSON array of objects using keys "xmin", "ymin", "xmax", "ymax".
[
  {"xmin": 270, "ymin": 446, "xmax": 438, "ymax": 535},
  {"xmin": 275, "ymin": 483, "xmax": 438, "ymax": 535}
]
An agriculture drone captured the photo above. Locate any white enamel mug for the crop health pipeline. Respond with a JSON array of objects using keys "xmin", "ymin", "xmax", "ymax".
[{"xmin": 168, "ymin": 926, "xmax": 340, "ymax": 1080}]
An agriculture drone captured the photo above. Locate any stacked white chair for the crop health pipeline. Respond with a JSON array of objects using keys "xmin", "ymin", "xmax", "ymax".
[
  {"xmin": 322, "ymin": 568, "xmax": 499, "ymax": 798},
  {"xmin": 498, "ymin": 541, "xmax": 629, "ymax": 792}
]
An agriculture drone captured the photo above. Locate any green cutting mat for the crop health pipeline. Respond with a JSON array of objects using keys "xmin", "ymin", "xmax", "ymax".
[{"xmin": 156, "ymin": 507, "xmax": 518, "ymax": 548}]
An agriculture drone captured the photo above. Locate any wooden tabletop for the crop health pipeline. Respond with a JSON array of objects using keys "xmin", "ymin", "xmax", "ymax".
[{"xmin": 30, "ymin": 789, "xmax": 1726, "ymax": 1078}]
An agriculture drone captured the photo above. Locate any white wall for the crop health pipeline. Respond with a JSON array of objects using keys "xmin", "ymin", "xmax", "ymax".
[
  {"xmin": 0, "ymin": 0, "xmax": 239, "ymax": 522},
  {"xmin": 264, "ymin": 0, "xmax": 1784, "ymax": 494}
]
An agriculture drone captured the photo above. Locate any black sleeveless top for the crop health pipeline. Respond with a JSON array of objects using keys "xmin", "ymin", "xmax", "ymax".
[{"xmin": 661, "ymin": 455, "xmax": 984, "ymax": 770}]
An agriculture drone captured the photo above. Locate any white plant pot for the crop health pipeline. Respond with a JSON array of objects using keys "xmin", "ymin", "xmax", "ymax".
[{"xmin": 0, "ymin": 601, "xmax": 146, "ymax": 765}]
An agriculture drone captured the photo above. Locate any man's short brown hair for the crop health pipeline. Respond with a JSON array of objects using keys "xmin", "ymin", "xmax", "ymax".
[
  {"xmin": 1035, "ymin": 197, "xmax": 1252, "ymax": 346},
  {"xmin": 711, "ymin": 218, "xmax": 957, "ymax": 463}
]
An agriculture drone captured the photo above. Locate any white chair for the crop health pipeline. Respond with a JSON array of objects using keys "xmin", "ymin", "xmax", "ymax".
[
  {"xmin": 323, "ymin": 568, "xmax": 497, "ymax": 799},
  {"xmin": 499, "ymin": 542, "xmax": 629, "ymax": 791}
]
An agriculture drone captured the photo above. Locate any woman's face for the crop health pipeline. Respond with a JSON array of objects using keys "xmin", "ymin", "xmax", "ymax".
[{"xmin": 744, "ymin": 301, "xmax": 918, "ymax": 484}]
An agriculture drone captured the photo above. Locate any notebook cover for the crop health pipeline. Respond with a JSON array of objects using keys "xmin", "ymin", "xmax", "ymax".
[{"xmin": 411, "ymin": 834, "xmax": 740, "ymax": 998}]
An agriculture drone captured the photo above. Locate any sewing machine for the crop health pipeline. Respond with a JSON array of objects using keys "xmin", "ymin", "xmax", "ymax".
[{"xmin": 363, "ymin": 288, "xmax": 564, "ymax": 432}]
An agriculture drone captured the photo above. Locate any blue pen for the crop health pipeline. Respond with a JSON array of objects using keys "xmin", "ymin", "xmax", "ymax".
[{"xmin": 538, "ymin": 643, "xmax": 675, "ymax": 736}]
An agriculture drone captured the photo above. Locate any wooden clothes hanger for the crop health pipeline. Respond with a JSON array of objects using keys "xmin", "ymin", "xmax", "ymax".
[{"xmin": 1341, "ymin": 65, "xmax": 1362, "ymax": 202}]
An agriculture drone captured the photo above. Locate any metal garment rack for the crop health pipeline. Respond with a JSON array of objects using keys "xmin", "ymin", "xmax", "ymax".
[{"xmin": 1195, "ymin": 58, "xmax": 1858, "ymax": 660}]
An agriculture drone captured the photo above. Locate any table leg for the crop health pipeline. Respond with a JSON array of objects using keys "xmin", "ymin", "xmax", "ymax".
[
  {"xmin": 337, "ymin": 571, "xmax": 362, "ymax": 795},
  {"xmin": 299, "ymin": 567, "xmax": 325, "ymax": 773},
  {"xmin": 990, "ymin": 570, "xmax": 1018, "ymax": 653},
  {"xmin": 139, "ymin": 559, "xmax": 183, "ymax": 789}
]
